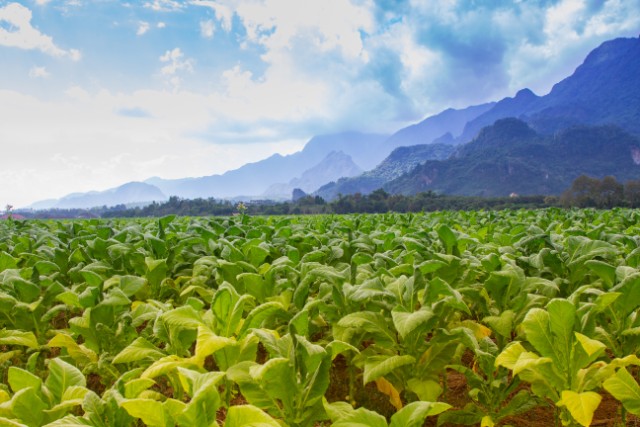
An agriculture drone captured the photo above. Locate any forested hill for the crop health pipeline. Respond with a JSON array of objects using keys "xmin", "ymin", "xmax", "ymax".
[{"xmin": 384, "ymin": 118, "xmax": 640, "ymax": 197}]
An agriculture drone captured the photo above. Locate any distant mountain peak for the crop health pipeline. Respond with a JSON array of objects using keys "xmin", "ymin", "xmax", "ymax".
[{"xmin": 515, "ymin": 88, "xmax": 536, "ymax": 99}]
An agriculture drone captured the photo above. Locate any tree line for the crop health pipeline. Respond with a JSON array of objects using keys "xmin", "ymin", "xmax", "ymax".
[
  {"xmin": 11, "ymin": 175, "xmax": 640, "ymax": 220},
  {"xmin": 559, "ymin": 175, "xmax": 640, "ymax": 208}
]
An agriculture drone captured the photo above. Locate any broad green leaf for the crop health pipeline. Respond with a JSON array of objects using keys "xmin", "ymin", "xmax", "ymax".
[
  {"xmin": 332, "ymin": 407, "xmax": 388, "ymax": 427},
  {"xmin": 558, "ymin": 390, "xmax": 601, "ymax": 427},
  {"xmin": 9, "ymin": 387, "xmax": 47, "ymax": 427},
  {"xmin": 391, "ymin": 308, "xmax": 434, "ymax": 340},
  {"xmin": 406, "ymin": 378, "xmax": 442, "ymax": 402},
  {"xmin": 224, "ymin": 405, "xmax": 281, "ymax": 427},
  {"xmin": 193, "ymin": 326, "xmax": 235, "ymax": 363},
  {"xmin": 8, "ymin": 367, "xmax": 42, "ymax": 393},
  {"xmin": 48, "ymin": 334, "xmax": 98, "ymax": 365},
  {"xmin": 495, "ymin": 342, "xmax": 527, "ymax": 370},
  {"xmin": 124, "ymin": 378, "xmax": 156, "ymax": 399},
  {"xmin": 120, "ymin": 399, "xmax": 167, "ymax": 427},
  {"xmin": 603, "ymin": 368, "xmax": 640, "ymax": 416},
  {"xmin": 483, "ymin": 310, "xmax": 515, "ymax": 338},
  {"xmin": 42, "ymin": 415, "xmax": 92, "ymax": 426},
  {"xmin": 389, "ymin": 401, "xmax": 451, "ymax": 427},
  {"xmin": 0, "ymin": 330, "xmax": 38, "ymax": 349},
  {"xmin": 363, "ymin": 355, "xmax": 415, "ymax": 384},
  {"xmin": 323, "ymin": 399, "xmax": 355, "ymax": 422},
  {"xmin": 112, "ymin": 337, "xmax": 165, "ymax": 364},
  {"xmin": 546, "ymin": 299, "xmax": 575, "ymax": 371},
  {"xmin": 141, "ymin": 355, "xmax": 197, "ymax": 379},
  {"xmin": 45, "ymin": 358, "xmax": 86, "ymax": 403}
]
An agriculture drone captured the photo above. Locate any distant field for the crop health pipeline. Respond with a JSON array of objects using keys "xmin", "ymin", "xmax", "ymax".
[{"xmin": 0, "ymin": 210, "xmax": 639, "ymax": 426}]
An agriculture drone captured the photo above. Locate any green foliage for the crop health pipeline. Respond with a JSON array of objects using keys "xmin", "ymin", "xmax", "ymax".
[{"xmin": 0, "ymin": 210, "xmax": 640, "ymax": 426}]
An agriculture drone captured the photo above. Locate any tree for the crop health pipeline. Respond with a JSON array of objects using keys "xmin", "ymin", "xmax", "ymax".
[
  {"xmin": 625, "ymin": 180, "xmax": 640, "ymax": 208},
  {"xmin": 597, "ymin": 176, "xmax": 623, "ymax": 208}
]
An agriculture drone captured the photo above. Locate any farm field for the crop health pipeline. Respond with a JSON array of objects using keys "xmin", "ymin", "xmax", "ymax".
[{"xmin": 0, "ymin": 209, "xmax": 640, "ymax": 427}]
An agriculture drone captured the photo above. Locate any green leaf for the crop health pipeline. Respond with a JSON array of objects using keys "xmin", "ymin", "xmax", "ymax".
[
  {"xmin": 45, "ymin": 358, "xmax": 86, "ymax": 403},
  {"xmin": 391, "ymin": 308, "xmax": 434, "ymax": 340},
  {"xmin": 42, "ymin": 415, "xmax": 92, "ymax": 426},
  {"xmin": 238, "ymin": 302, "xmax": 286, "ymax": 337},
  {"xmin": 483, "ymin": 310, "xmax": 515, "ymax": 338},
  {"xmin": 323, "ymin": 399, "xmax": 356, "ymax": 422},
  {"xmin": 558, "ymin": 390, "xmax": 602, "ymax": 427},
  {"xmin": 48, "ymin": 334, "xmax": 98, "ymax": 366},
  {"xmin": 332, "ymin": 407, "xmax": 388, "ymax": 427},
  {"xmin": 120, "ymin": 399, "xmax": 168, "ymax": 427},
  {"xmin": 521, "ymin": 308, "xmax": 556, "ymax": 361},
  {"xmin": 0, "ymin": 330, "xmax": 38, "ymax": 349},
  {"xmin": 363, "ymin": 355, "xmax": 415, "ymax": 384},
  {"xmin": 603, "ymin": 368, "xmax": 640, "ymax": 416},
  {"xmin": 585, "ymin": 260, "xmax": 616, "ymax": 288},
  {"xmin": 124, "ymin": 378, "xmax": 156, "ymax": 399},
  {"xmin": 406, "ymin": 378, "xmax": 442, "ymax": 402},
  {"xmin": 193, "ymin": 326, "xmax": 235, "ymax": 363},
  {"xmin": 389, "ymin": 401, "xmax": 451, "ymax": 427},
  {"xmin": 8, "ymin": 367, "xmax": 42, "ymax": 393},
  {"xmin": 224, "ymin": 405, "xmax": 281, "ymax": 427},
  {"xmin": 10, "ymin": 387, "xmax": 47, "ymax": 427},
  {"xmin": 117, "ymin": 276, "xmax": 147, "ymax": 297},
  {"xmin": 112, "ymin": 337, "xmax": 166, "ymax": 364},
  {"xmin": 495, "ymin": 342, "xmax": 527, "ymax": 370}
]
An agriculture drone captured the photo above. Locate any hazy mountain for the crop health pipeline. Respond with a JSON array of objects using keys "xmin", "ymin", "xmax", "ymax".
[
  {"xmin": 385, "ymin": 118, "xmax": 640, "ymax": 197},
  {"xmin": 146, "ymin": 132, "xmax": 388, "ymax": 199},
  {"xmin": 386, "ymin": 102, "xmax": 495, "ymax": 149},
  {"xmin": 31, "ymin": 182, "xmax": 167, "ymax": 209},
  {"xmin": 458, "ymin": 36, "xmax": 640, "ymax": 142},
  {"xmin": 316, "ymin": 143, "xmax": 455, "ymax": 200},
  {"xmin": 263, "ymin": 151, "xmax": 363, "ymax": 199}
]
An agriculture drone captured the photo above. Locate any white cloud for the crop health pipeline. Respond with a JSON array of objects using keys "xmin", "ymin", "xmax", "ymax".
[
  {"xmin": 157, "ymin": 21, "xmax": 166, "ymax": 28},
  {"xmin": 0, "ymin": 2, "xmax": 81, "ymax": 60},
  {"xmin": 159, "ymin": 48, "xmax": 194, "ymax": 89},
  {"xmin": 191, "ymin": 1, "xmax": 233, "ymax": 31},
  {"xmin": 502, "ymin": 0, "xmax": 640, "ymax": 95},
  {"xmin": 137, "ymin": 21, "xmax": 150, "ymax": 36},
  {"xmin": 0, "ymin": 88, "xmax": 306, "ymax": 207},
  {"xmin": 35, "ymin": 0, "xmax": 52, "ymax": 5},
  {"xmin": 200, "ymin": 19, "xmax": 214, "ymax": 38},
  {"xmin": 144, "ymin": 0, "xmax": 184, "ymax": 12},
  {"xmin": 29, "ymin": 66, "xmax": 50, "ymax": 78}
]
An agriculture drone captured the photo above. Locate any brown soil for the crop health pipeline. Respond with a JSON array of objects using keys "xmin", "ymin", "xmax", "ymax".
[{"xmin": 86, "ymin": 372, "xmax": 106, "ymax": 395}]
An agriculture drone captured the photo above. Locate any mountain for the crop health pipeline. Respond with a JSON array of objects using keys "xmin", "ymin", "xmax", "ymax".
[
  {"xmin": 262, "ymin": 151, "xmax": 363, "ymax": 199},
  {"xmin": 31, "ymin": 182, "xmax": 167, "ymax": 209},
  {"xmin": 458, "ymin": 36, "xmax": 640, "ymax": 142},
  {"xmin": 316, "ymin": 143, "xmax": 455, "ymax": 200},
  {"xmin": 385, "ymin": 102, "xmax": 495, "ymax": 149},
  {"xmin": 385, "ymin": 118, "xmax": 640, "ymax": 197},
  {"xmin": 146, "ymin": 132, "xmax": 388, "ymax": 199}
]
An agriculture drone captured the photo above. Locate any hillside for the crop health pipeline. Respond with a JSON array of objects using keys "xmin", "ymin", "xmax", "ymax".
[
  {"xmin": 458, "ymin": 36, "xmax": 640, "ymax": 142},
  {"xmin": 385, "ymin": 102, "xmax": 495, "ymax": 149},
  {"xmin": 385, "ymin": 118, "xmax": 640, "ymax": 196},
  {"xmin": 316, "ymin": 143, "xmax": 454, "ymax": 200},
  {"xmin": 262, "ymin": 151, "xmax": 363, "ymax": 199},
  {"xmin": 145, "ymin": 132, "xmax": 388, "ymax": 199},
  {"xmin": 30, "ymin": 182, "xmax": 167, "ymax": 210}
]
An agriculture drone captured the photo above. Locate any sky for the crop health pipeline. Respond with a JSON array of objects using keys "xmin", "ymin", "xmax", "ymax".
[{"xmin": 1, "ymin": 0, "xmax": 639, "ymax": 207}]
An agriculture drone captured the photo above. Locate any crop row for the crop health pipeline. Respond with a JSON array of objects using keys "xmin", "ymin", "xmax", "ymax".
[{"xmin": 0, "ymin": 209, "xmax": 639, "ymax": 426}]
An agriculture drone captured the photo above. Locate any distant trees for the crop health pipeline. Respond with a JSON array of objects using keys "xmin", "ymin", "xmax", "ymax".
[{"xmin": 560, "ymin": 175, "xmax": 639, "ymax": 208}]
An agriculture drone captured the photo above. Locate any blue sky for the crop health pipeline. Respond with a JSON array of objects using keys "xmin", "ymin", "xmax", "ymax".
[{"xmin": 1, "ymin": 0, "xmax": 639, "ymax": 206}]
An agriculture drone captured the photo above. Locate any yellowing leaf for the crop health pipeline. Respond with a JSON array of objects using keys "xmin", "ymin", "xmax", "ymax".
[
  {"xmin": 481, "ymin": 415, "xmax": 495, "ymax": 427},
  {"xmin": 375, "ymin": 377, "xmax": 403, "ymax": 410},
  {"xmin": 558, "ymin": 390, "xmax": 602, "ymax": 427},
  {"xmin": 460, "ymin": 320, "xmax": 492, "ymax": 340}
]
